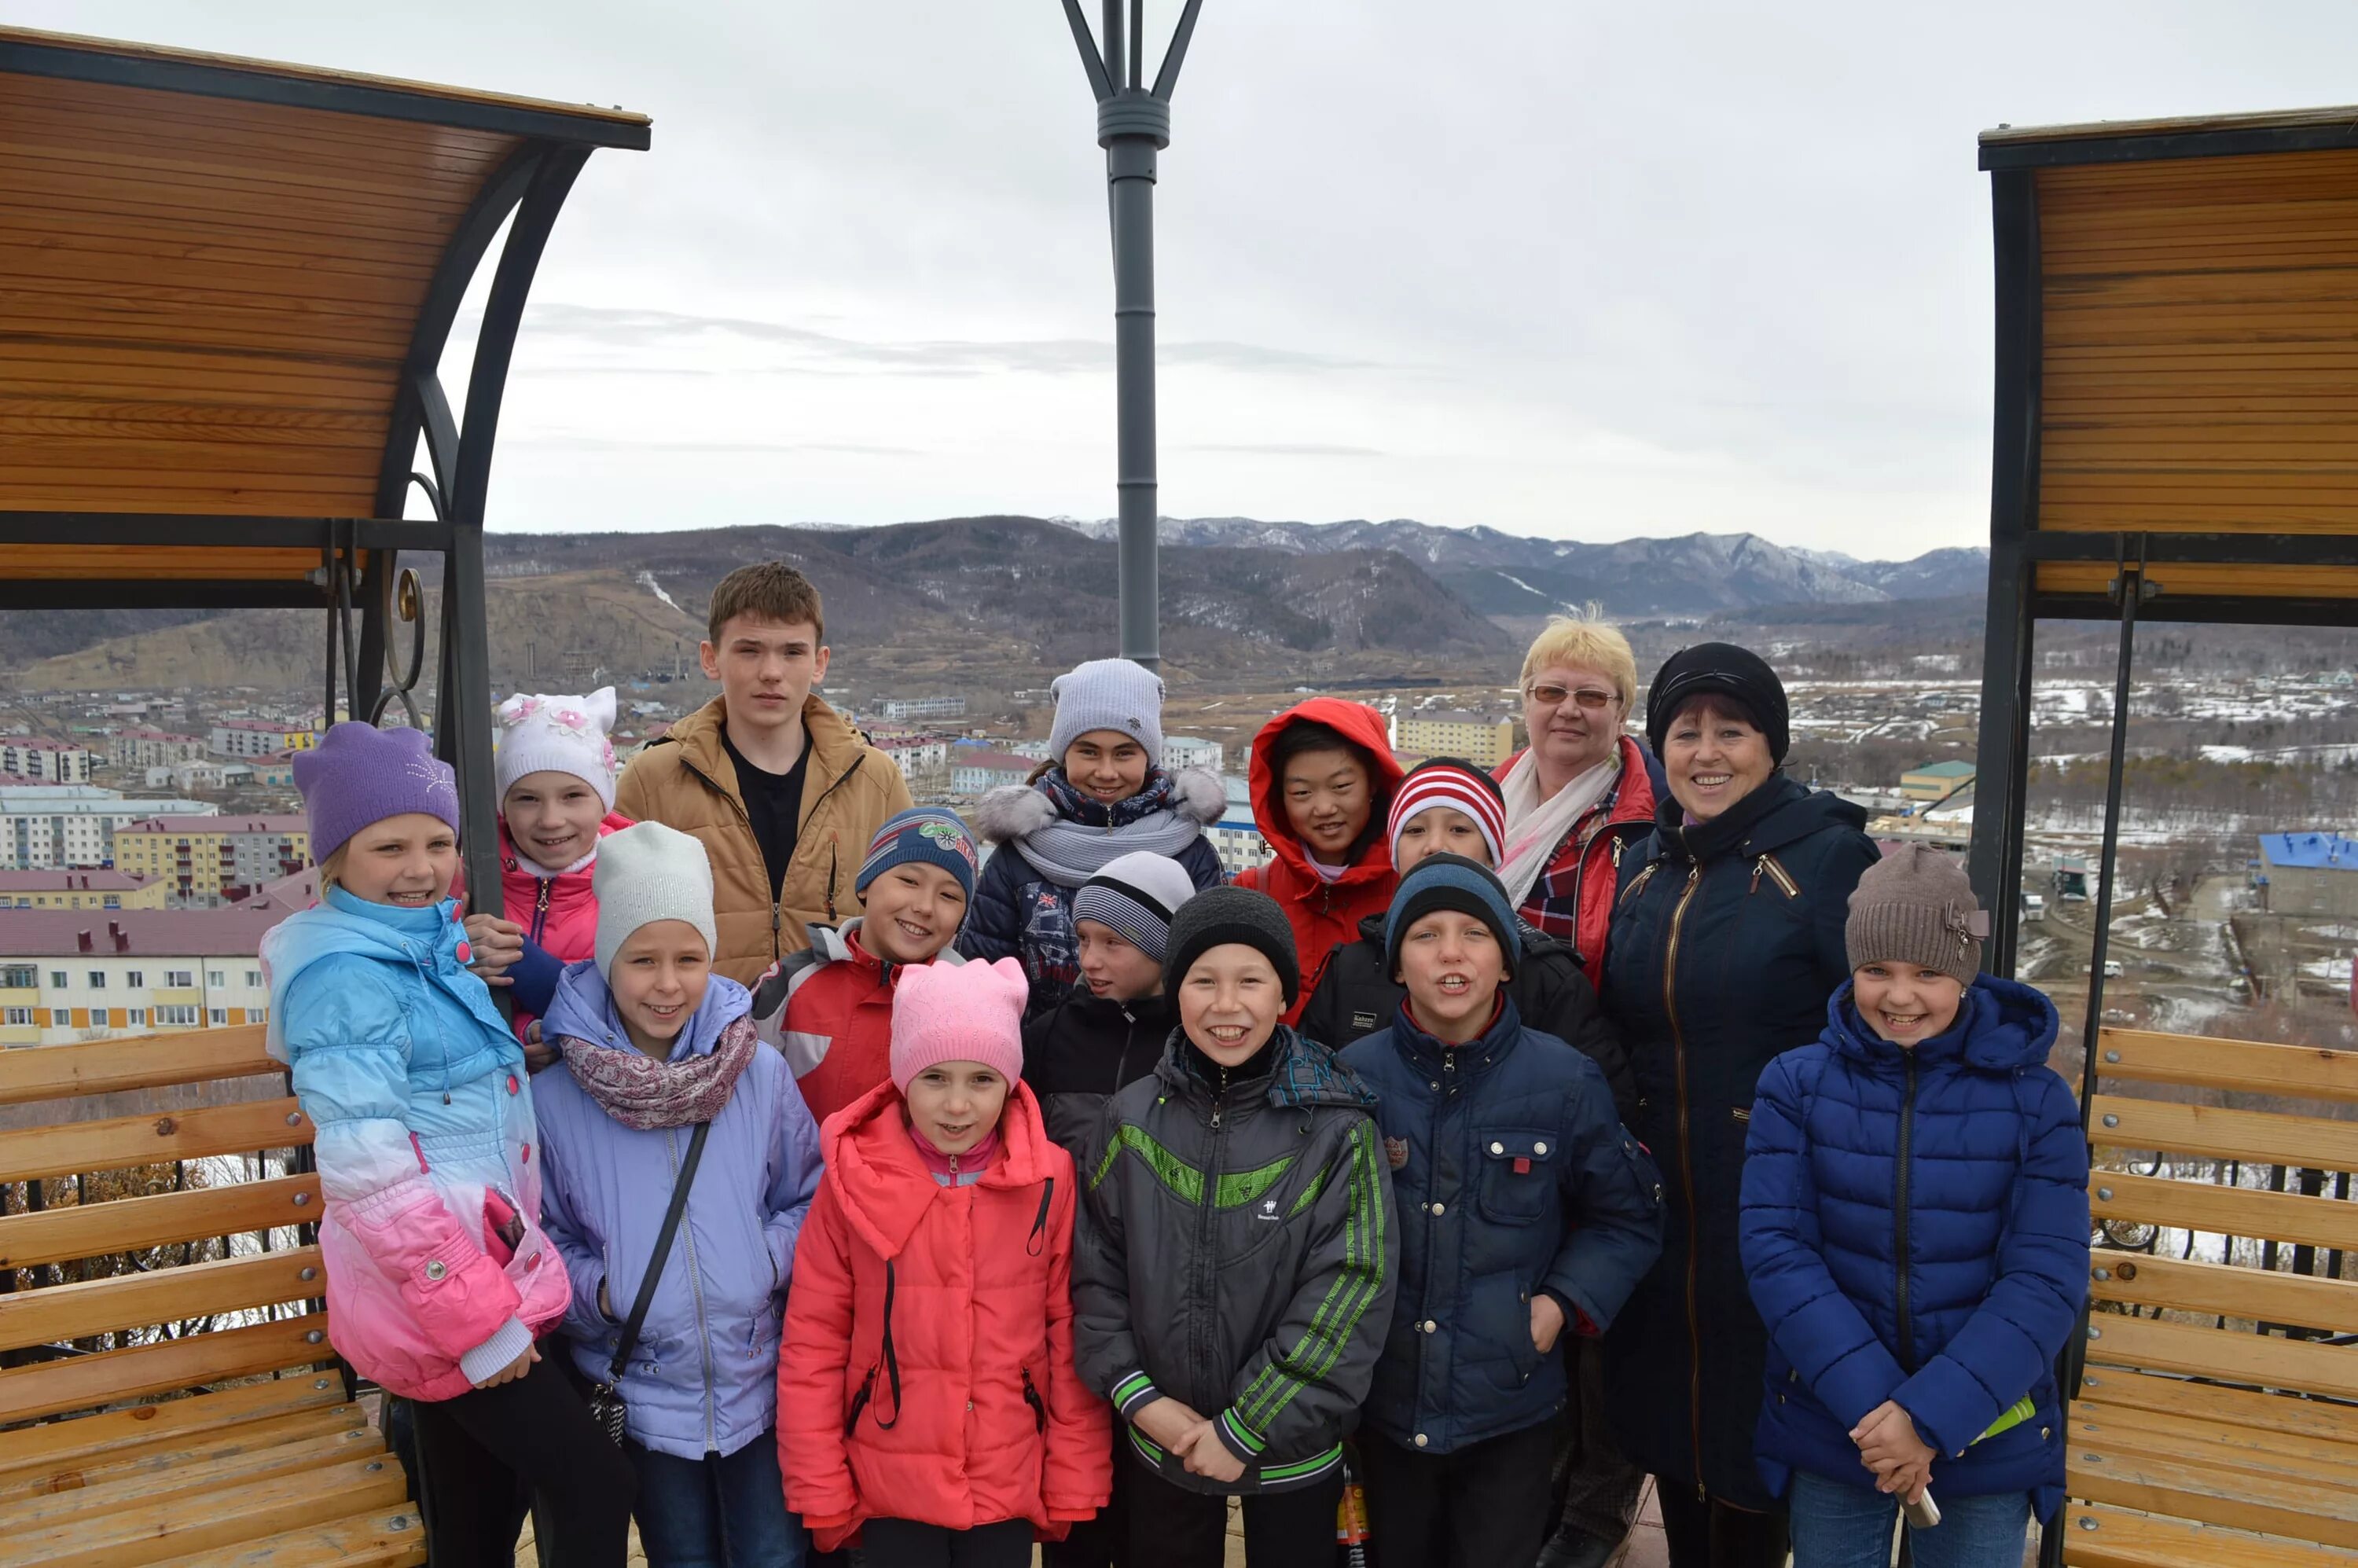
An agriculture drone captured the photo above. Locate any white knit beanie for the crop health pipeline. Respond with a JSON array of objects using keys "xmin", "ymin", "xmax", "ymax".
[
  {"xmin": 495, "ymin": 688, "xmax": 620, "ymax": 810},
  {"xmin": 1049, "ymin": 658, "xmax": 1165, "ymax": 766},
  {"xmin": 593, "ymin": 822, "xmax": 719, "ymax": 975}
]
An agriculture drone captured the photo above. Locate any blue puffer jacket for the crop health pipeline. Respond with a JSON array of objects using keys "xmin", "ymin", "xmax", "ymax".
[
  {"xmin": 534, "ymin": 964, "xmax": 824, "ymax": 1461},
  {"xmin": 1739, "ymin": 975, "xmax": 2089, "ymax": 1522},
  {"xmin": 1341, "ymin": 996, "xmax": 1663, "ymax": 1455}
]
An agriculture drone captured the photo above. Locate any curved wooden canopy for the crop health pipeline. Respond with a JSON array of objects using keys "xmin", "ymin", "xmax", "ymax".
[{"xmin": 0, "ymin": 26, "xmax": 648, "ymax": 597}]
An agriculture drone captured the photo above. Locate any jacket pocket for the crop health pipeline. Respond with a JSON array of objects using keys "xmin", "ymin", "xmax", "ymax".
[{"xmin": 1476, "ymin": 1130, "xmax": 1559, "ymax": 1226}]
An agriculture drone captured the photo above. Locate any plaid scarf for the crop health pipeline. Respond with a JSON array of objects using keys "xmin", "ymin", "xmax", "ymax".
[{"xmin": 557, "ymin": 1014, "xmax": 760, "ymax": 1130}]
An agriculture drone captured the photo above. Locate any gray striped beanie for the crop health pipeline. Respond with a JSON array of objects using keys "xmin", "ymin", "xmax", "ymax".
[{"xmin": 1072, "ymin": 850, "xmax": 1198, "ymax": 962}]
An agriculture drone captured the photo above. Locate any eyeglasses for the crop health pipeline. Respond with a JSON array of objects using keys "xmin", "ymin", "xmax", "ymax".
[{"xmin": 1525, "ymin": 684, "xmax": 1619, "ymax": 711}]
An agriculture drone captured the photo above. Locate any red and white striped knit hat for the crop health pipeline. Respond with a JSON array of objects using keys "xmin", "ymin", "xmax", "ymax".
[{"xmin": 1384, "ymin": 758, "xmax": 1508, "ymax": 867}]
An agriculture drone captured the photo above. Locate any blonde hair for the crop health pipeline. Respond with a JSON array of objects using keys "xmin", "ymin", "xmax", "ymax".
[
  {"xmin": 314, "ymin": 845, "xmax": 347, "ymax": 894},
  {"xmin": 1519, "ymin": 615, "xmax": 1637, "ymax": 707}
]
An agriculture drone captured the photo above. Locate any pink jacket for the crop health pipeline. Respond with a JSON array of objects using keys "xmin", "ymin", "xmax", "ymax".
[{"xmin": 498, "ymin": 811, "xmax": 631, "ymax": 1039}]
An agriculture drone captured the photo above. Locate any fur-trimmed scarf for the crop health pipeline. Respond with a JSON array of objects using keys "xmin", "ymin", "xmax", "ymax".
[
  {"xmin": 972, "ymin": 766, "xmax": 1225, "ymax": 890},
  {"xmin": 556, "ymin": 1013, "xmax": 761, "ymax": 1130}
]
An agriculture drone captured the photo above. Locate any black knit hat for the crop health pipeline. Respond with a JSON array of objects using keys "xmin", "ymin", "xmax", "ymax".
[
  {"xmin": 1644, "ymin": 642, "xmax": 1791, "ymax": 766},
  {"xmin": 1162, "ymin": 885, "xmax": 1302, "ymax": 1007}
]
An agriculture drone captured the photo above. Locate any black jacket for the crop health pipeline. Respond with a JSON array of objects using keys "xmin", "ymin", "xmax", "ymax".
[
  {"xmin": 1297, "ymin": 913, "xmax": 1635, "ymax": 1118},
  {"xmin": 1597, "ymin": 773, "xmax": 1879, "ymax": 1507},
  {"xmin": 1022, "ymin": 987, "xmax": 1175, "ymax": 1159}
]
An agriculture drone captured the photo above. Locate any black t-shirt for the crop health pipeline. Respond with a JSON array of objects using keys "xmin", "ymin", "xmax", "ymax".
[{"xmin": 723, "ymin": 729, "xmax": 810, "ymax": 901}]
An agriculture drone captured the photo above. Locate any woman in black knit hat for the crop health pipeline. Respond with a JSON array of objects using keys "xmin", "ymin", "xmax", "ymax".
[{"xmin": 1596, "ymin": 642, "xmax": 1879, "ymax": 1568}]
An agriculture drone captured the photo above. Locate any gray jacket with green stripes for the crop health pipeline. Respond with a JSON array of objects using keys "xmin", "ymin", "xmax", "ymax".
[{"xmin": 1073, "ymin": 1026, "xmax": 1398, "ymax": 1494}]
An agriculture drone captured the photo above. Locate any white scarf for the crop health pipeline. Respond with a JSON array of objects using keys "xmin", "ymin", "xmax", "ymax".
[{"xmin": 1497, "ymin": 746, "xmax": 1622, "ymax": 909}]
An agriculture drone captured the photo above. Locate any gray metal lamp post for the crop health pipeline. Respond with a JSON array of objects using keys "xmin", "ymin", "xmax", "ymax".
[{"xmin": 1061, "ymin": 0, "xmax": 1203, "ymax": 671}]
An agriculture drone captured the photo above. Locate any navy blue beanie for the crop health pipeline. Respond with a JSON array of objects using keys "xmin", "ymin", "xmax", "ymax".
[
  {"xmin": 1383, "ymin": 854, "xmax": 1521, "ymax": 980},
  {"xmin": 856, "ymin": 808, "xmax": 979, "ymax": 902}
]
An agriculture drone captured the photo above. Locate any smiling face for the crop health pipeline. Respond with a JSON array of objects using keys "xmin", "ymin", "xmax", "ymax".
[
  {"xmin": 1661, "ymin": 698, "xmax": 1776, "ymax": 822},
  {"xmin": 1852, "ymin": 961, "xmax": 1966, "ymax": 1047},
  {"xmin": 502, "ymin": 771, "xmax": 608, "ymax": 872},
  {"xmin": 903, "ymin": 1061, "xmax": 1009, "ymax": 1158},
  {"xmin": 1281, "ymin": 747, "xmax": 1374, "ymax": 867},
  {"xmin": 1523, "ymin": 662, "xmax": 1628, "ymax": 791},
  {"xmin": 1065, "ymin": 729, "xmax": 1151, "ymax": 805},
  {"xmin": 700, "ymin": 615, "xmax": 829, "ymax": 739},
  {"xmin": 1177, "ymin": 944, "xmax": 1284, "ymax": 1067},
  {"xmin": 335, "ymin": 813, "xmax": 460, "ymax": 909},
  {"xmin": 858, "ymin": 861, "xmax": 968, "ymax": 964},
  {"xmin": 1394, "ymin": 804, "xmax": 1493, "ymax": 873},
  {"xmin": 1077, "ymin": 917, "xmax": 1164, "ymax": 1001},
  {"xmin": 608, "ymin": 919, "xmax": 713, "ymax": 1058},
  {"xmin": 1396, "ymin": 909, "xmax": 1505, "ymax": 1044}
]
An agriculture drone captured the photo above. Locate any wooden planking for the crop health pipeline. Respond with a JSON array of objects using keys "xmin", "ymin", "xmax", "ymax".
[
  {"xmin": 0, "ymin": 1418, "xmax": 378, "ymax": 1531},
  {"xmin": 2068, "ymin": 1439, "xmax": 2358, "ymax": 1549},
  {"xmin": 2089, "ymin": 1095, "xmax": 2358, "ymax": 1171},
  {"xmin": 2095, "ymin": 1171, "xmax": 2358, "ymax": 1254},
  {"xmin": 2072, "ymin": 1405, "xmax": 2358, "ymax": 1489},
  {"xmin": 0, "ymin": 1315, "xmax": 330, "ymax": 1426},
  {"xmin": 0, "ymin": 1096, "xmax": 310, "ymax": 1184},
  {"xmin": 2096, "ymin": 1030, "xmax": 2358, "ymax": 1100},
  {"xmin": 0, "ymin": 1375, "xmax": 343, "ymax": 1477},
  {"xmin": 0, "ymin": 1173, "xmax": 320, "ymax": 1271},
  {"xmin": 163, "ymin": 1507, "xmax": 427, "ymax": 1568},
  {"xmin": 2084, "ymin": 1310, "xmax": 2358, "ymax": 1401},
  {"xmin": 2039, "ymin": 564, "xmax": 2358, "ymax": 598},
  {"xmin": 0, "ymin": 1246, "xmax": 325, "ymax": 1353},
  {"xmin": 2077, "ymin": 1365, "xmax": 2358, "ymax": 1445},
  {"xmin": 2073, "ymin": 1388, "xmax": 2358, "ymax": 1472},
  {"xmin": 0, "ymin": 1025, "xmax": 275, "ymax": 1107},
  {"xmin": 2090, "ymin": 1253, "xmax": 2358, "ymax": 1335},
  {"xmin": 0, "ymin": 545, "xmax": 340, "ymax": 580},
  {"xmin": 0, "ymin": 1405, "xmax": 365, "ymax": 1503},
  {"xmin": 2061, "ymin": 1501, "xmax": 2357, "ymax": 1568},
  {"xmin": 6, "ymin": 1449, "xmax": 410, "ymax": 1567}
]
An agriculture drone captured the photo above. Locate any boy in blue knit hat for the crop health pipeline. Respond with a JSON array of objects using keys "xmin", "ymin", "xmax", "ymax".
[
  {"xmin": 1339, "ymin": 854, "xmax": 1662, "ymax": 1568},
  {"xmin": 751, "ymin": 806, "xmax": 979, "ymax": 1129}
]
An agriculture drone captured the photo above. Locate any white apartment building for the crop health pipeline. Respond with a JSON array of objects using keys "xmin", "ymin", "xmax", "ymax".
[
  {"xmin": 1163, "ymin": 736, "xmax": 1224, "ymax": 773},
  {"xmin": 1206, "ymin": 774, "xmax": 1274, "ymax": 878},
  {"xmin": 0, "ymin": 906, "xmax": 290, "ymax": 1046},
  {"xmin": 0, "ymin": 785, "xmax": 217, "ymax": 870},
  {"xmin": 211, "ymin": 720, "xmax": 316, "ymax": 759},
  {"xmin": 0, "ymin": 740, "xmax": 93, "ymax": 784},
  {"xmin": 879, "ymin": 696, "xmax": 966, "ymax": 722},
  {"xmin": 111, "ymin": 730, "xmax": 210, "ymax": 771}
]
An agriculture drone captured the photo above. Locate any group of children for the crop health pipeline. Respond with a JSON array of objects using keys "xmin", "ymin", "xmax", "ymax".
[{"xmin": 260, "ymin": 563, "xmax": 2084, "ymax": 1568}]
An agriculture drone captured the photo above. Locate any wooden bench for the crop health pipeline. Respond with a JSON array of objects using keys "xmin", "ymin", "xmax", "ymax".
[
  {"xmin": 0, "ymin": 1026, "xmax": 425, "ymax": 1566},
  {"xmin": 2063, "ymin": 1026, "xmax": 2358, "ymax": 1566}
]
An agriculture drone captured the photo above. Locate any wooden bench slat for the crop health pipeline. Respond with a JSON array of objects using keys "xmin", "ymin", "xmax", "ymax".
[
  {"xmin": 2061, "ymin": 1500, "xmax": 2357, "ymax": 1568},
  {"xmin": 0, "ymin": 1174, "xmax": 318, "ymax": 1270},
  {"xmin": 0, "ymin": 1027, "xmax": 275, "ymax": 1107},
  {"xmin": 0, "ymin": 1403, "xmax": 364, "ymax": 1505},
  {"xmin": 0, "ymin": 1375, "xmax": 342, "ymax": 1475},
  {"xmin": 2077, "ymin": 1366, "xmax": 2358, "ymax": 1445},
  {"xmin": 0, "ymin": 1315, "xmax": 329, "ymax": 1425},
  {"xmin": 2091, "ymin": 1093, "xmax": 2358, "ymax": 1172},
  {"xmin": 0, "ymin": 1245, "xmax": 324, "ymax": 1353},
  {"xmin": 0, "ymin": 1097, "xmax": 311, "ymax": 1185},
  {"xmin": 2072, "ymin": 1404, "xmax": 2358, "ymax": 1486},
  {"xmin": 0, "ymin": 1419, "xmax": 380, "ymax": 1531},
  {"xmin": 2087, "ymin": 1313, "xmax": 2358, "ymax": 1402},
  {"xmin": 2069, "ymin": 1440, "xmax": 2358, "ymax": 1548},
  {"xmin": 2093, "ymin": 1171, "xmax": 2358, "ymax": 1254},
  {"xmin": 162, "ymin": 1504, "xmax": 425, "ymax": 1568},
  {"xmin": 7, "ymin": 1450, "xmax": 410, "ymax": 1567},
  {"xmin": 2097, "ymin": 1028, "xmax": 2358, "ymax": 1103},
  {"xmin": 2090, "ymin": 1254, "xmax": 2358, "ymax": 1335}
]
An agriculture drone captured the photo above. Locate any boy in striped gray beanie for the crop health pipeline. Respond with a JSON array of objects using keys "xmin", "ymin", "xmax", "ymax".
[{"xmin": 1072, "ymin": 850, "xmax": 1199, "ymax": 1001}]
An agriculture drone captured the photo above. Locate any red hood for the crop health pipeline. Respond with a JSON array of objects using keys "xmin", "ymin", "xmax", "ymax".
[
  {"xmin": 820, "ymin": 1078, "xmax": 1059, "ymax": 1261},
  {"xmin": 1247, "ymin": 697, "xmax": 1406, "ymax": 889}
]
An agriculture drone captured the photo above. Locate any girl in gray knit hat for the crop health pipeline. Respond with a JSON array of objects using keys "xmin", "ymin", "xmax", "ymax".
[{"xmin": 1735, "ymin": 845, "xmax": 2090, "ymax": 1567}]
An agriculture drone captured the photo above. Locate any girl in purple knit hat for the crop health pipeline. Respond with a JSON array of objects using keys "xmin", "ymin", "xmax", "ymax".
[{"xmin": 263, "ymin": 722, "xmax": 634, "ymax": 1568}]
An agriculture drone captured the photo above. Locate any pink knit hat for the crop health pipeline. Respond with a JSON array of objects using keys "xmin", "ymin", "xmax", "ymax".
[{"xmin": 889, "ymin": 957, "xmax": 1028, "ymax": 1093}]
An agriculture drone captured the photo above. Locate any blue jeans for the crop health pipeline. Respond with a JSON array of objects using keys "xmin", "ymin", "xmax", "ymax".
[
  {"xmin": 629, "ymin": 1429, "xmax": 806, "ymax": 1568},
  {"xmin": 1788, "ymin": 1471, "xmax": 2031, "ymax": 1568}
]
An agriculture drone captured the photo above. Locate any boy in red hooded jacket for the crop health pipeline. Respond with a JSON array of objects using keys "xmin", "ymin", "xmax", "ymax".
[{"xmin": 779, "ymin": 956, "xmax": 1112, "ymax": 1566}]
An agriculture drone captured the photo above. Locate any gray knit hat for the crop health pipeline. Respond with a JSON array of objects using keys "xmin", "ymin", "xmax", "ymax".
[
  {"xmin": 1049, "ymin": 657, "xmax": 1165, "ymax": 766},
  {"xmin": 1163, "ymin": 885, "xmax": 1301, "ymax": 1006},
  {"xmin": 1074, "ymin": 850, "xmax": 1199, "ymax": 962},
  {"xmin": 1845, "ymin": 844, "xmax": 1989, "ymax": 987}
]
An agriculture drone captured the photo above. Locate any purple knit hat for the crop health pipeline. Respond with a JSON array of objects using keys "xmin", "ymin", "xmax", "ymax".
[{"xmin": 294, "ymin": 723, "xmax": 462, "ymax": 862}]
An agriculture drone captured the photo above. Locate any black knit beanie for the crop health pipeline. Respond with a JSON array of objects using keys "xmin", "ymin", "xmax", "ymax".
[
  {"xmin": 1645, "ymin": 642, "xmax": 1792, "ymax": 766},
  {"xmin": 1384, "ymin": 854, "xmax": 1522, "ymax": 982},
  {"xmin": 1162, "ymin": 885, "xmax": 1302, "ymax": 1007}
]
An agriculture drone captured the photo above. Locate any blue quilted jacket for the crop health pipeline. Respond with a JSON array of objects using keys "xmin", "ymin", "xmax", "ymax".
[{"xmin": 1738, "ymin": 975, "xmax": 2088, "ymax": 1522}]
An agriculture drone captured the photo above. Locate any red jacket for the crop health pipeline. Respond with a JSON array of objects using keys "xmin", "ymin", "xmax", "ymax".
[
  {"xmin": 1490, "ymin": 735, "xmax": 1658, "ymax": 982},
  {"xmin": 778, "ymin": 1079, "xmax": 1111, "ymax": 1551},
  {"xmin": 496, "ymin": 810, "xmax": 630, "ymax": 1039},
  {"xmin": 750, "ymin": 920, "xmax": 967, "ymax": 1131},
  {"xmin": 1233, "ymin": 699, "xmax": 1405, "ymax": 1023}
]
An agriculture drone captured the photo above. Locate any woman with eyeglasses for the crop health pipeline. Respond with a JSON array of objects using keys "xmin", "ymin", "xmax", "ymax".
[{"xmin": 1596, "ymin": 644, "xmax": 1879, "ymax": 1568}]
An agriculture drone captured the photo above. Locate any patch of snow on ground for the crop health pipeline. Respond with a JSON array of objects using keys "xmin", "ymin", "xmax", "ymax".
[
  {"xmin": 637, "ymin": 571, "xmax": 682, "ymax": 614},
  {"xmin": 1495, "ymin": 571, "xmax": 1544, "ymax": 597}
]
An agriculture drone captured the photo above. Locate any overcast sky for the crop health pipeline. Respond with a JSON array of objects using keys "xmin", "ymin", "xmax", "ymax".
[{"xmin": 31, "ymin": 2, "xmax": 2358, "ymax": 556}]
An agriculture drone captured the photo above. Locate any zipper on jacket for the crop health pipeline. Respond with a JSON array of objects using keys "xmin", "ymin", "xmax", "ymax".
[
  {"xmin": 667, "ymin": 1127, "xmax": 720, "ymax": 1452},
  {"xmin": 1191, "ymin": 1066, "xmax": 1231, "ymax": 1412},
  {"xmin": 1756, "ymin": 854, "xmax": 1800, "ymax": 900},
  {"xmin": 1896, "ymin": 1053, "xmax": 1919, "ymax": 1375},
  {"xmin": 1659, "ymin": 862, "xmax": 1706, "ymax": 1500},
  {"xmin": 1619, "ymin": 861, "xmax": 1660, "ymax": 909},
  {"xmin": 1022, "ymin": 1367, "xmax": 1048, "ymax": 1433},
  {"xmin": 531, "ymin": 878, "xmax": 553, "ymax": 942}
]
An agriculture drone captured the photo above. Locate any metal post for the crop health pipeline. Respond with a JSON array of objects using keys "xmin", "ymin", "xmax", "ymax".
[
  {"xmin": 2078, "ymin": 545, "xmax": 2146, "ymax": 1114},
  {"xmin": 1063, "ymin": 0, "xmax": 1204, "ymax": 670}
]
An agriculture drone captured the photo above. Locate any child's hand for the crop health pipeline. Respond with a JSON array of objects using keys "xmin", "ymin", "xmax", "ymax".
[
  {"xmin": 523, "ymin": 1021, "xmax": 559, "ymax": 1074},
  {"xmin": 1530, "ymin": 1292, "xmax": 1566, "ymax": 1356},
  {"xmin": 1176, "ymin": 1419, "xmax": 1247, "ymax": 1483},
  {"xmin": 1850, "ymin": 1400, "xmax": 1936, "ymax": 1477},
  {"xmin": 1131, "ymin": 1396, "xmax": 1206, "ymax": 1452},
  {"xmin": 474, "ymin": 1341, "xmax": 539, "ymax": 1389},
  {"xmin": 462, "ymin": 913, "xmax": 525, "ymax": 983}
]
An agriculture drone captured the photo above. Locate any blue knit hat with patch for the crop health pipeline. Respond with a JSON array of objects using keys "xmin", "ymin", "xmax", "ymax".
[
  {"xmin": 1383, "ymin": 854, "xmax": 1522, "ymax": 980},
  {"xmin": 856, "ymin": 807, "xmax": 979, "ymax": 902}
]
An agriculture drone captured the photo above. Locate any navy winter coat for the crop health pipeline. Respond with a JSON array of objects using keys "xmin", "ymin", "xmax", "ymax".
[
  {"xmin": 1740, "ymin": 975, "xmax": 2089, "ymax": 1522},
  {"xmin": 1341, "ymin": 996, "xmax": 1663, "ymax": 1456},
  {"xmin": 1598, "ymin": 773, "xmax": 1880, "ymax": 1507}
]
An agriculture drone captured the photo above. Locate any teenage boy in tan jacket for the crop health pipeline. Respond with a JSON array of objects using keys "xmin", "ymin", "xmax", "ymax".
[{"xmin": 616, "ymin": 562, "xmax": 913, "ymax": 985}]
